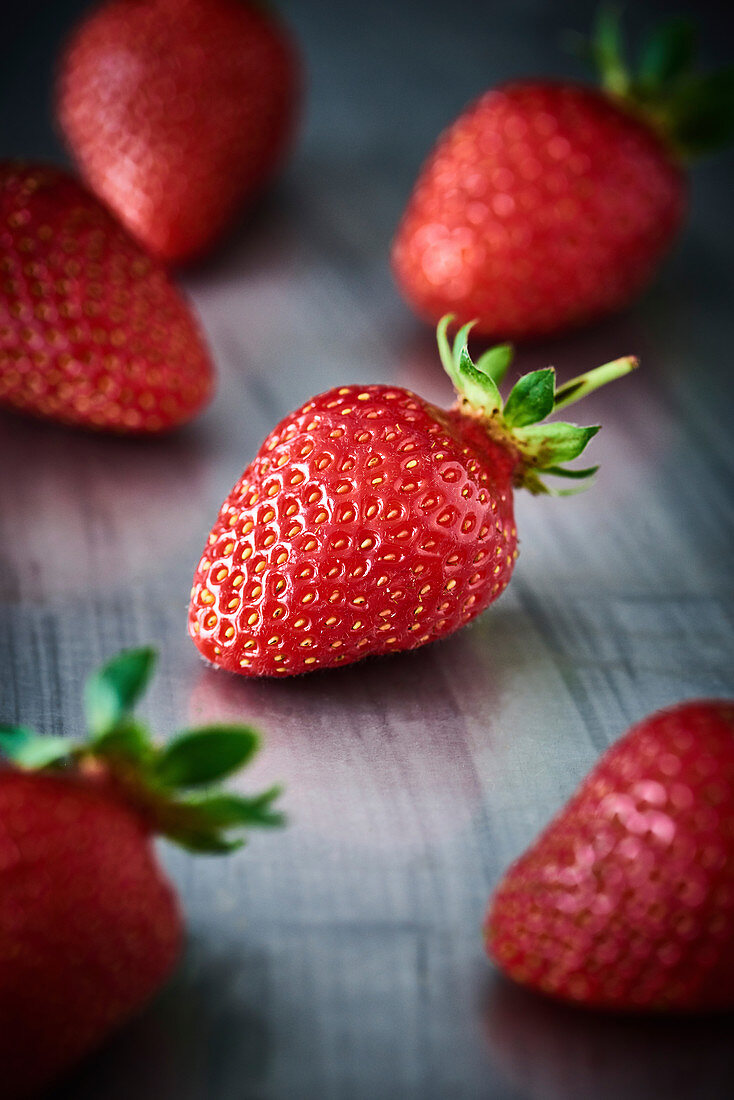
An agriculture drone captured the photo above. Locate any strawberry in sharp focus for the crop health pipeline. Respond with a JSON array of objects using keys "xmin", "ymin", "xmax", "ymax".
[
  {"xmin": 485, "ymin": 700, "xmax": 734, "ymax": 1013},
  {"xmin": 57, "ymin": 0, "xmax": 300, "ymax": 264},
  {"xmin": 392, "ymin": 12, "xmax": 734, "ymax": 340},
  {"xmin": 0, "ymin": 647, "xmax": 283, "ymax": 1099},
  {"xmin": 0, "ymin": 163, "xmax": 214, "ymax": 433},
  {"xmin": 188, "ymin": 316, "xmax": 636, "ymax": 676}
]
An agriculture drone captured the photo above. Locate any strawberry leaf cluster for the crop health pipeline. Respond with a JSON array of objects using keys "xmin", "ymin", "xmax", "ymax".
[
  {"xmin": 437, "ymin": 315, "xmax": 637, "ymax": 495},
  {"xmin": 588, "ymin": 9, "xmax": 734, "ymax": 157},
  {"xmin": 0, "ymin": 648, "xmax": 283, "ymax": 853}
]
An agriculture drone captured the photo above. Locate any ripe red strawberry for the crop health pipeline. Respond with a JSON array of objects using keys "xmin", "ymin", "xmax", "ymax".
[
  {"xmin": 57, "ymin": 0, "xmax": 300, "ymax": 264},
  {"xmin": 0, "ymin": 647, "xmax": 282, "ymax": 1098},
  {"xmin": 485, "ymin": 699, "xmax": 734, "ymax": 1012},
  {"xmin": 392, "ymin": 14, "xmax": 734, "ymax": 339},
  {"xmin": 188, "ymin": 316, "xmax": 636, "ymax": 676},
  {"xmin": 0, "ymin": 163, "xmax": 214, "ymax": 432}
]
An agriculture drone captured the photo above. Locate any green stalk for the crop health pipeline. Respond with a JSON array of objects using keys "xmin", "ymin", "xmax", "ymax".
[{"xmin": 552, "ymin": 356, "xmax": 639, "ymax": 413}]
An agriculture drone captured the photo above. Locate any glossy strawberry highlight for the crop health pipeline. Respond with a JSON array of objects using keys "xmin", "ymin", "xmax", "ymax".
[
  {"xmin": 392, "ymin": 12, "xmax": 734, "ymax": 339},
  {"xmin": 392, "ymin": 81, "xmax": 684, "ymax": 339},
  {"xmin": 485, "ymin": 699, "xmax": 734, "ymax": 1013},
  {"xmin": 189, "ymin": 318, "xmax": 636, "ymax": 676}
]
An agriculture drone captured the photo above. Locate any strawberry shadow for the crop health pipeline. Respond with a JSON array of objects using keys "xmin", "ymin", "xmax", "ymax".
[
  {"xmin": 185, "ymin": 605, "xmax": 531, "ymax": 854},
  {"xmin": 49, "ymin": 937, "xmax": 271, "ymax": 1100},
  {"xmin": 188, "ymin": 603, "xmax": 528, "ymax": 729},
  {"xmin": 481, "ymin": 971, "xmax": 734, "ymax": 1100}
]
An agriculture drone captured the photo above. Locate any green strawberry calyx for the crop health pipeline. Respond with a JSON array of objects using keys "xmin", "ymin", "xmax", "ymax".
[
  {"xmin": 0, "ymin": 647, "xmax": 284, "ymax": 853},
  {"xmin": 584, "ymin": 8, "xmax": 734, "ymax": 159},
  {"xmin": 437, "ymin": 314, "xmax": 637, "ymax": 496}
]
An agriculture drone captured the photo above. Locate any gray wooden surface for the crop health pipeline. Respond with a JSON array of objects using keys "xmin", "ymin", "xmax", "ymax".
[{"xmin": 2, "ymin": 1, "xmax": 734, "ymax": 1097}]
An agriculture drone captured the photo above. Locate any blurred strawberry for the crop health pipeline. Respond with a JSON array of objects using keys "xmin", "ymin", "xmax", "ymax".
[
  {"xmin": 392, "ymin": 13, "xmax": 734, "ymax": 339},
  {"xmin": 0, "ymin": 647, "xmax": 283, "ymax": 1098},
  {"xmin": 0, "ymin": 163, "xmax": 214, "ymax": 433},
  {"xmin": 485, "ymin": 699, "xmax": 734, "ymax": 1012},
  {"xmin": 57, "ymin": 0, "xmax": 300, "ymax": 264}
]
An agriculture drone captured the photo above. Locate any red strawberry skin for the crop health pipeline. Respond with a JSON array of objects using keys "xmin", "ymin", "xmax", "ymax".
[
  {"xmin": 485, "ymin": 700, "xmax": 734, "ymax": 1012},
  {"xmin": 0, "ymin": 163, "xmax": 214, "ymax": 433},
  {"xmin": 0, "ymin": 768, "xmax": 181, "ymax": 1099},
  {"xmin": 57, "ymin": 0, "xmax": 299, "ymax": 264},
  {"xmin": 189, "ymin": 384, "xmax": 518, "ymax": 675},
  {"xmin": 392, "ymin": 82, "xmax": 685, "ymax": 339}
]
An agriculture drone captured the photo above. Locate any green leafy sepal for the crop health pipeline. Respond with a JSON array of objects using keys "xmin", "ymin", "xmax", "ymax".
[
  {"xmin": 582, "ymin": 8, "xmax": 734, "ymax": 159},
  {"xmin": 437, "ymin": 315, "xmax": 637, "ymax": 495},
  {"xmin": 0, "ymin": 648, "xmax": 284, "ymax": 854}
]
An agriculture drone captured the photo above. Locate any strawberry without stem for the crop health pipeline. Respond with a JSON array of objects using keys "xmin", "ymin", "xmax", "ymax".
[
  {"xmin": 485, "ymin": 700, "xmax": 734, "ymax": 1013},
  {"xmin": 0, "ymin": 164, "xmax": 214, "ymax": 433},
  {"xmin": 0, "ymin": 648, "xmax": 282, "ymax": 1099},
  {"xmin": 392, "ymin": 13, "xmax": 734, "ymax": 339},
  {"xmin": 57, "ymin": 0, "xmax": 300, "ymax": 264},
  {"xmin": 188, "ymin": 317, "xmax": 636, "ymax": 676}
]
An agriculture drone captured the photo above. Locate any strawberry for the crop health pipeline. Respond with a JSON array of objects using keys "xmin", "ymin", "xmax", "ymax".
[
  {"xmin": 485, "ymin": 699, "xmax": 734, "ymax": 1013},
  {"xmin": 188, "ymin": 316, "xmax": 636, "ymax": 676},
  {"xmin": 392, "ymin": 13, "xmax": 734, "ymax": 339},
  {"xmin": 0, "ymin": 647, "xmax": 283, "ymax": 1098},
  {"xmin": 57, "ymin": 0, "xmax": 300, "ymax": 264},
  {"xmin": 0, "ymin": 163, "xmax": 214, "ymax": 433}
]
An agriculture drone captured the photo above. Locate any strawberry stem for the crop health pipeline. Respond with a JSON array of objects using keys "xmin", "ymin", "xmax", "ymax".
[{"xmin": 552, "ymin": 356, "xmax": 639, "ymax": 412}]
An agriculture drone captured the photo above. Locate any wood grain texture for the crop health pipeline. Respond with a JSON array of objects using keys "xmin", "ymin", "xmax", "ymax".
[{"xmin": 1, "ymin": 1, "xmax": 734, "ymax": 1097}]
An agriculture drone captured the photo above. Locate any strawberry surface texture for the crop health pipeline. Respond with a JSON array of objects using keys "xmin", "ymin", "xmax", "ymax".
[
  {"xmin": 486, "ymin": 700, "xmax": 734, "ymax": 1012},
  {"xmin": 392, "ymin": 81, "xmax": 685, "ymax": 339},
  {"xmin": 57, "ymin": 0, "xmax": 299, "ymax": 263},
  {"xmin": 191, "ymin": 385, "xmax": 517, "ymax": 674},
  {"xmin": 189, "ymin": 319, "xmax": 636, "ymax": 676},
  {"xmin": 0, "ymin": 163, "xmax": 214, "ymax": 432}
]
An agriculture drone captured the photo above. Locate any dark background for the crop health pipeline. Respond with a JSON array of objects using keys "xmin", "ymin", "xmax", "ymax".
[{"xmin": 2, "ymin": 2, "xmax": 733, "ymax": 1099}]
